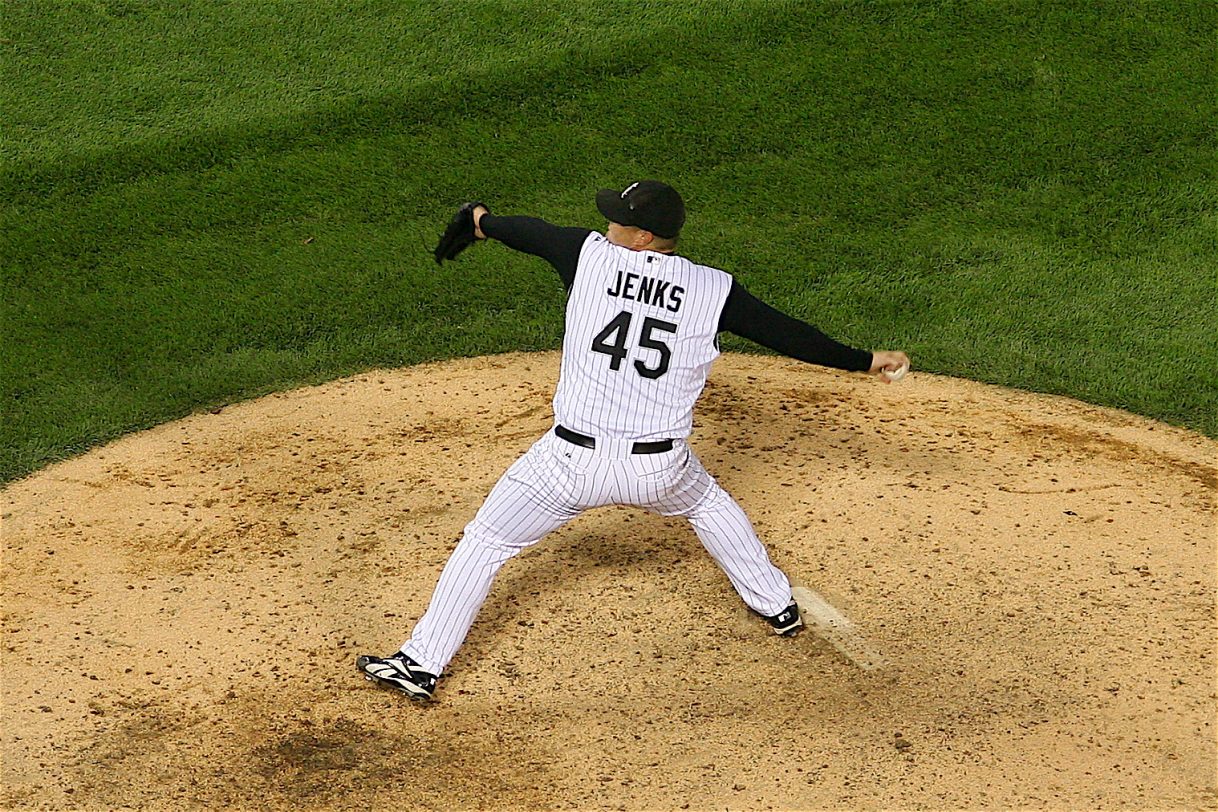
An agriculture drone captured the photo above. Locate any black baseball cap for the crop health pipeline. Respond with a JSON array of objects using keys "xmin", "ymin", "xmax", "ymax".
[{"xmin": 595, "ymin": 180, "xmax": 685, "ymax": 239}]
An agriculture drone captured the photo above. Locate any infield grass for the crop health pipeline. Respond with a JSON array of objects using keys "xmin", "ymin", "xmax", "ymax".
[{"xmin": 2, "ymin": 0, "xmax": 1215, "ymax": 483}]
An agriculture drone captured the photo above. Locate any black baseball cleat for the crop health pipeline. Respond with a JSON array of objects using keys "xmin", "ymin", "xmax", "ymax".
[
  {"xmin": 765, "ymin": 601, "xmax": 803, "ymax": 637},
  {"xmin": 356, "ymin": 652, "xmax": 437, "ymax": 701}
]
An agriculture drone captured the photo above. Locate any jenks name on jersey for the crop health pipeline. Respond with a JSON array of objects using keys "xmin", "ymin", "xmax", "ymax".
[{"xmin": 606, "ymin": 268, "xmax": 685, "ymax": 314}]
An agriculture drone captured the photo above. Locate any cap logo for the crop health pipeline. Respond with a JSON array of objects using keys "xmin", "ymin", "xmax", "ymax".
[{"xmin": 620, "ymin": 182, "xmax": 640, "ymax": 200}]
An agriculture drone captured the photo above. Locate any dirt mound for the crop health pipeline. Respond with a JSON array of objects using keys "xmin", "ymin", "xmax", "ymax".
[{"xmin": 3, "ymin": 352, "xmax": 1214, "ymax": 809}]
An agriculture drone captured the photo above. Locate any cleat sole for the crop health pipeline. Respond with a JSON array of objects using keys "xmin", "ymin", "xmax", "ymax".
[{"xmin": 356, "ymin": 656, "xmax": 433, "ymax": 701}]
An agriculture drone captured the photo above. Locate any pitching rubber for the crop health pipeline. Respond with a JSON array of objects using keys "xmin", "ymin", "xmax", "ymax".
[{"xmin": 791, "ymin": 585, "xmax": 889, "ymax": 671}]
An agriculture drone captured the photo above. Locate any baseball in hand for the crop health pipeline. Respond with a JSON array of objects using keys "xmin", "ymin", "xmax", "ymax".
[{"xmin": 881, "ymin": 362, "xmax": 909, "ymax": 382}]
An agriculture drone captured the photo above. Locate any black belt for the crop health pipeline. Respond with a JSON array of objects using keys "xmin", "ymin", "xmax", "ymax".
[{"xmin": 555, "ymin": 425, "xmax": 674, "ymax": 455}]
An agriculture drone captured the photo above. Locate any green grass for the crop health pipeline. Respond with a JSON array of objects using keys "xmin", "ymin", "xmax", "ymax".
[{"xmin": 2, "ymin": 0, "xmax": 1215, "ymax": 483}]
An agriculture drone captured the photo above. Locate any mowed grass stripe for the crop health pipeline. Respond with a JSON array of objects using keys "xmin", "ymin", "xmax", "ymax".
[{"xmin": 1, "ymin": 0, "xmax": 736, "ymax": 198}]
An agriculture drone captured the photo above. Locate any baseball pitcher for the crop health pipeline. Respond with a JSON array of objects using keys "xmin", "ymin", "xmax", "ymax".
[{"xmin": 358, "ymin": 180, "xmax": 910, "ymax": 701}]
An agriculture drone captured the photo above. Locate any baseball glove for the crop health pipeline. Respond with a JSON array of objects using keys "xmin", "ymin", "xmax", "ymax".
[{"xmin": 433, "ymin": 202, "xmax": 487, "ymax": 265}]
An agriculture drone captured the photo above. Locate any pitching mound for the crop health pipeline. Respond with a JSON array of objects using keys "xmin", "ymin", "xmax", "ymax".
[{"xmin": 3, "ymin": 352, "xmax": 1215, "ymax": 809}]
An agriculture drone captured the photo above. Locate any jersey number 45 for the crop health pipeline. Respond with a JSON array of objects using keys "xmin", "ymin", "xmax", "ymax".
[{"xmin": 591, "ymin": 310, "xmax": 677, "ymax": 380}]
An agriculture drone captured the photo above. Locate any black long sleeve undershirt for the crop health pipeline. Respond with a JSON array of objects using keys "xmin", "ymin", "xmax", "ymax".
[
  {"xmin": 719, "ymin": 284, "xmax": 873, "ymax": 371},
  {"xmin": 480, "ymin": 214, "xmax": 587, "ymax": 290},
  {"xmin": 479, "ymin": 213, "xmax": 872, "ymax": 373}
]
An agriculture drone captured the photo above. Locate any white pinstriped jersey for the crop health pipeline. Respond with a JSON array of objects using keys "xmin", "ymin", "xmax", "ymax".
[{"xmin": 552, "ymin": 233, "xmax": 733, "ymax": 441}]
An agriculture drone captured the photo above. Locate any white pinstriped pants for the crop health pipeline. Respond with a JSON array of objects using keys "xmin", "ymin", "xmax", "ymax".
[{"xmin": 399, "ymin": 428, "xmax": 792, "ymax": 675}]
